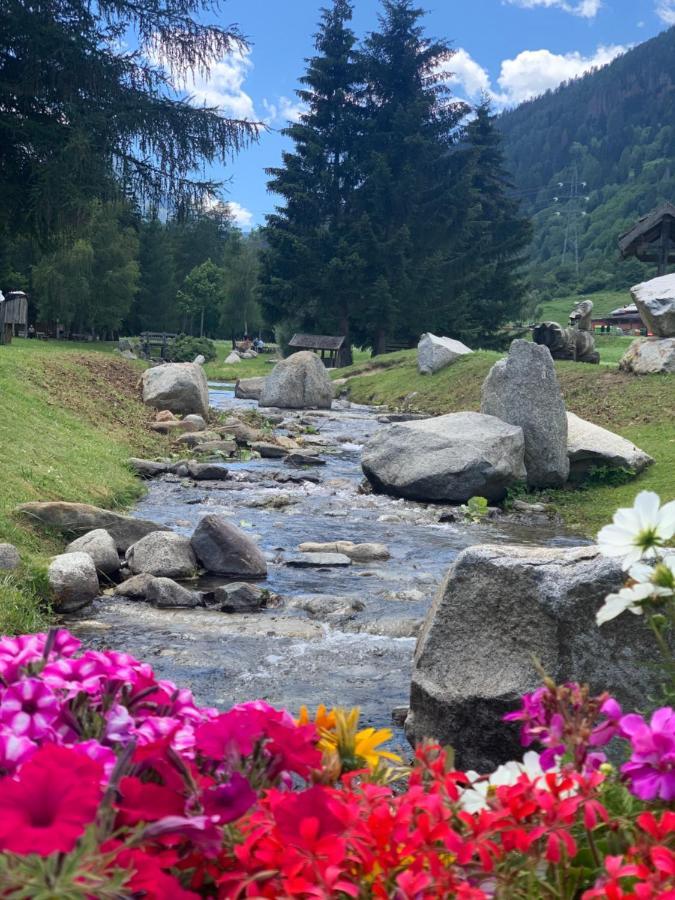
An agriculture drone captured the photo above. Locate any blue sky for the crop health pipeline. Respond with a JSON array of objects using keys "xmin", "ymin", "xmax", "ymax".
[{"xmin": 178, "ymin": 0, "xmax": 673, "ymax": 229}]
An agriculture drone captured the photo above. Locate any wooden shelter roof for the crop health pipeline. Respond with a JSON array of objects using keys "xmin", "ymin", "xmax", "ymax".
[
  {"xmin": 288, "ymin": 333, "xmax": 345, "ymax": 351},
  {"xmin": 618, "ymin": 202, "xmax": 675, "ymax": 257}
]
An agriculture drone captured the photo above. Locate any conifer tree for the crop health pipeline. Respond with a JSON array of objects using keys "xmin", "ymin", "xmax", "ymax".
[
  {"xmin": 133, "ymin": 218, "xmax": 177, "ymax": 333},
  {"xmin": 454, "ymin": 98, "xmax": 532, "ymax": 342},
  {"xmin": 353, "ymin": 0, "xmax": 468, "ymax": 353},
  {"xmin": 261, "ymin": 0, "xmax": 363, "ymax": 355}
]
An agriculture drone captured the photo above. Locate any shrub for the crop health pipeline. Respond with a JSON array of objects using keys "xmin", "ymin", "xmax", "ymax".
[{"xmin": 166, "ymin": 335, "xmax": 217, "ymax": 363}]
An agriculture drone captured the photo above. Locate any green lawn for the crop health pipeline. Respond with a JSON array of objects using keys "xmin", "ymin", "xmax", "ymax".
[
  {"xmin": 0, "ymin": 339, "xmax": 163, "ymax": 633},
  {"xmin": 334, "ymin": 348, "xmax": 675, "ymax": 537}
]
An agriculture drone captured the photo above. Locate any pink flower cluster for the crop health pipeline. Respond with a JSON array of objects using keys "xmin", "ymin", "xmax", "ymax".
[{"xmin": 0, "ymin": 630, "xmax": 670, "ymax": 898}]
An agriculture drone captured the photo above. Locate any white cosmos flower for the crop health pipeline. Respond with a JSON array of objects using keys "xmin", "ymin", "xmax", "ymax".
[
  {"xmin": 596, "ymin": 583, "xmax": 652, "ymax": 626},
  {"xmin": 597, "ymin": 492, "xmax": 675, "ymax": 569},
  {"xmin": 459, "ymin": 751, "xmax": 550, "ymax": 813},
  {"xmin": 596, "ymin": 554, "xmax": 675, "ymax": 626}
]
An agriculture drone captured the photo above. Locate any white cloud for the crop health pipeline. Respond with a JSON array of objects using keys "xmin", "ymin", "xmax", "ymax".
[
  {"xmin": 655, "ymin": 0, "xmax": 675, "ymax": 23},
  {"xmin": 226, "ymin": 201, "xmax": 254, "ymax": 230},
  {"xmin": 495, "ymin": 44, "xmax": 627, "ymax": 104},
  {"xmin": 506, "ymin": 0, "xmax": 602, "ymax": 18},
  {"xmin": 445, "ymin": 49, "xmax": 491, "ymax": 100},
  {"xmin": 184, "ymin": 48, "xmax": 257, "ymax": 119},
  {"xmin": 262, "ymin": 95, "xmax": 307, "ymax": 127}
]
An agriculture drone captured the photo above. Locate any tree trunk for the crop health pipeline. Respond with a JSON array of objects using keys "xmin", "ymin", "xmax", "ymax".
[
  {"xmin": 200, "ymin": 307, "xmax": 204, "ymax": 338},
  {"xmin": 373, "ymin": 328, "xmax": 386, "ymax": 357}
]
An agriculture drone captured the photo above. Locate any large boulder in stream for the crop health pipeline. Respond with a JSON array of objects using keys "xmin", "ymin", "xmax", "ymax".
[
  {"xmin": 235, "ymin": 377, "xmax": 266, "ymax": 401},
  {"xmin": 141, "ymin": 362, "xmax": 209, "ymax": 417},
  {"xmin": 126, "ymin": 532, "xmax": 197, "ymax": 579},
  {"xmin": 48, "ymin": 552, "xmax": 99, "ymax": 611},
  {"xmin": 405, "ymin": 544, "xmax": 659, "ymax": 772},
  {"xmin": 17, "ymin": 502, "xmax": 169, "ymax": 553},
  {"xmin": 191, "ymin": 515, "xmax": 267, "ymax": 577},
  {"xmin": 481, "ymin": 340, "xmax": 569, "ymax": 488},
  {"xmin": 361, "ymin": 412, "xmax": 526, "ymax": 503},
  {"xmin": 259, "ymin": 352, "xmax": 333, "ymax": 410},
  {"xmin": 65, "ymin": 529, "xmax": 120, "ymax": 577}
]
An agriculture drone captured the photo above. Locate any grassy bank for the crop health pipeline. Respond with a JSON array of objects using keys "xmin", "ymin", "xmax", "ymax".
[
  {"xmin": 0, "ymin": 339, "xmax": 161, "ymax": 633},
  {"xmin": 334, "ymin": 349, "xmax": 675, "ymax": 537}
]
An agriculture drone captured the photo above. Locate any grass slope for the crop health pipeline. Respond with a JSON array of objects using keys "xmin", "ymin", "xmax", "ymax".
[
  {"xmin": 537, "ymin": 290, "xmax": 630, "ymax": 324},
  {"xmin": 0, "ymin": 339, "xmax": 162, "ymax": 633},
  {"xmin": 334, "ymin": 349, "xmax": 675, "ymax": 537}
]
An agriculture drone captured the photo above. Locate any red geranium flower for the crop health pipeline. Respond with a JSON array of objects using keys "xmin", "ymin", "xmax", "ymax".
[{"xmin": 0, "ymin": 744, "xmax": 103, "ymax": 856}]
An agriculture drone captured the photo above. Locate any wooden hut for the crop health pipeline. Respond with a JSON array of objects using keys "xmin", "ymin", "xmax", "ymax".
[
  {"xmin": 288, "ymin": 333, "xmax": 347, "ymax": 368},
  {"xmin": 592, "ymin": 304, "xmax": 647, "ymax": 335},
  {"xmin": 618, "ymin": 202, "xmax": 675, "ymax": 275},
  {"xmin": 0, "ymin": 291, "xmax": 28, "ymax": 345}
]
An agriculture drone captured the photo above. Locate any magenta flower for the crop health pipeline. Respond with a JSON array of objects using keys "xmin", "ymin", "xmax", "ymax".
[
  {"xmin": 503, "ymin": 687, "xmax": 565, "ymax": 768},
  {"xmin": 104, "ymin": 704, "xmax": 135, "ymax": 744},
  {"xmin": 0, "ymin": 678, "xmax": 60, "ymax": 739},
  {"xmin": 74, "ymin": 740, "xmax": 117, "ymax": 779},
  {"xmin": 135, "ymin": 716, "xmax": 196, "ymax": 755},
  {"xmin": 589, "ymin": 698, "xmax": 623, "ymax": 747},
  {"xmin": 0, "ymin": 726, "xmax": 36, "ymax": 775},
  {"xmin": 620, "ymin": 707, "xmax": 675, "ymax": 801},
  {"xmin": 202, "ymin": 772, "xmax": 256, "ymax": 824}
]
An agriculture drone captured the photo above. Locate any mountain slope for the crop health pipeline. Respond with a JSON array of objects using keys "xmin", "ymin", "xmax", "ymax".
[{"xmin": 497, "ymin": 27, "xmax": 675, "ymax": 295}]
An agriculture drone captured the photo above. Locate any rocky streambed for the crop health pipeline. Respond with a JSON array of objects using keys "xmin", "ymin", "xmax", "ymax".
[{"xmin": 72, "ymin": 383, "xmax": 583, "ymax": 737}]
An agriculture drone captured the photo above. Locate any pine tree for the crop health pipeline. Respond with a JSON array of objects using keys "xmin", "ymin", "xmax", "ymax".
[
  {"xmin": 176, "ymin": 259, "xmax": 225, "ymax": 336},
  {"xmin": 455, "ymin": 98, "xmax": 532, "ymax": 343},
  {"xmin": 0, "ymin": 0, "xmax": 258, "ymax": 240},
  {"xmin": 261, "ymin": 0, "xmax": 363, "ymax": 356},
  {"xmin": 354, "ymin": 0, "xmax": 469, "ymax": 353}
]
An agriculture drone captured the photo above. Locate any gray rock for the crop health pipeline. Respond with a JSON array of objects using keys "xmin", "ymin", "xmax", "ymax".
[
  {"xmin": 193, "ymin": 354, "xmax": 206, "ymax": 366},
  {"xmin": 128, "ymin": 458, "xmax": 172, "ymax": 478},
  {"xmin": 145, "ymin": 577, "xmax": 203, "ymax": 609},
  {"xmin": 191, "ymin": 515, "xmax": 267, "ymax": 577},
  {"xmin": 141, "ymin": 362, "xmax": 209, "ymax": 417},
  {"xmin": 48, "ymin": 552, "xmax": 99, "ymax": 611},
  {"xmin": 362, "ymin": 411, "xmax": 526, "ymax": 503},
  {"xmin": 481, "ymin": 340, "xmax": 569, "ymax": 487},
  {"xmin": 185, "ymin": 462, "xmax": 229, "ymax": 481},
  {"xmin": 211, "ymin": 582, "xmax": 265, "ymax": 612},
  {"xmin": 285, "ymin": 552, "xmax": 352, "ymax": 567},
  {"xmin": 566, "ymin": 412, "xmax": 654, "ymax": 481},
  {"xmin": 183, "ymin": 414, "xmax": 207, "ymax": 431},
  {"xmin": 284, "ymin": 450, "xmax": 326, "ymax": 467},
  {"xmin": 405, "ymin": 544, "xmax": 660, "ymax": 771},
  {"xmin": 619, "ymin": 337, "xmax": 675, "ymax": 375},
  {"xmin": 113, "ymin": 573, "xmax": 156, "ymax": 599},
  {"xmin": 417, "ymin": 333, "xmax": 473, "ymax": 375},
  {"xmin": 251, "ymin": 441, "xmax": 288, "ymax": 458},
  {"xmin": 224, "ymin": 352, "xmax": 241, "ymax": 364},
  {"xmin": 126, "ymin": 532, "xmax": 197, "ymax": 579},
  {"xmin": 218, "ymin": 419, "xmax": 263, "ymax": 444},
  {"xmin": 65, "ymin": 529, "xmax": 120, "ymax": 577},
  {"xmin": 259, "ymin": 351, "xmax": 333, "ymax": 409},
  {"xmin": 0, "ymin": 543, "xmax": 20, "ymax": 571},
  {"xmin": 297, "ymin": 541, "xmax": 390, "ymax": 561},
  {"xmin": 234, "ymin": 377, "xmax": 266, "ymax": 400},
  {"xmin": 630, "ymin": 272, "xmax": 675, "ymax": 336},
  {"xmin": 193, "ymin": 440, "xmax": 237, "ymax": 456},
  {"xmin": 174, "ymin": 431, "xmax": 221, "ymax": 447},
  {"xmin": 287, "ymin": 594, "xmax": 365, "ymax": 622},
  {"xmin": 16, "ymin": 502, "xmax": 169, "ymax": 553}
]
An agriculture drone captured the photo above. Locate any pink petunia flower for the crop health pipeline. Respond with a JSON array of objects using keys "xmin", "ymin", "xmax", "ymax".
[
  {"xmin": 620, "ymin": 707, "xmax": 675, "ymax": 801},
  {"xmin": 0, "ymin": 677, "xmax": 60, "ymax": 739},
  {"xmin": 0, "ymin": 726, "xmax": 36, "ymax": 775}
]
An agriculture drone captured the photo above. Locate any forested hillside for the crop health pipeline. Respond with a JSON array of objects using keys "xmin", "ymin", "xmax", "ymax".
[{"xmin": 498, "ymin": 26, "xmax": 675, "ymax": 297}]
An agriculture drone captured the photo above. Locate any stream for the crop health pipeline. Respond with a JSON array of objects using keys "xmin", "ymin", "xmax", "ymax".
[{"xmin": 73, "ymin": 384, "xmax": 583, "ymax": 739}]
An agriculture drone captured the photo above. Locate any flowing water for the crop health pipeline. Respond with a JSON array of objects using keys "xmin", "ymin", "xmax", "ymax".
[{"xmin": 73, "ymin": 384, "xmax": 583, "ymax": 737}]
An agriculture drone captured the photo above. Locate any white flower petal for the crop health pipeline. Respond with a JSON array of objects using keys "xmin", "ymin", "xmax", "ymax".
[
  {"xmin": 634, "ymin": 491, "xmax": 661, "ymax": 530},
  {"xmin": 628, "ymin": 562, "xmax": 654, "ymax": 583},
  {"xmin": 596, "ymin": 593, "xmax": 635, "ymax": 625},
  {"xmin": 656, "ymin": 500, "xmax": 675, "ymax": 540}
]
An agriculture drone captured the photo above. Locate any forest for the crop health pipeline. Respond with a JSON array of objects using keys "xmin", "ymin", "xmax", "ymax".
[
  {"xmin": 498, "ymin": 25, "xmax": 675, "ymax": 298},
  {"xmin": 3, "ymin": 0, "xmax": 673, "ymax": 351},
  {"xmin": 0, "ymin": 0, "xmax": 530, "ymax": 353}
]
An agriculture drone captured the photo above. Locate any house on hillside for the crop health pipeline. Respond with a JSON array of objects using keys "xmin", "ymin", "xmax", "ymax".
[
  {"xmin": 618, "ymin": 202, "xmax": 675, "ymax": 276},
  {"xmin": 592, "ymin": 304, "xmax": 648, "ymax": 335}
]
